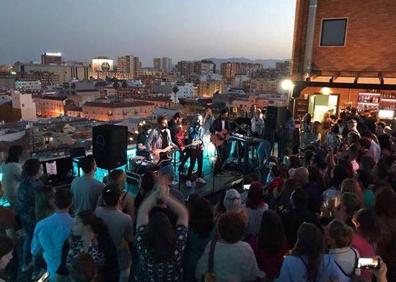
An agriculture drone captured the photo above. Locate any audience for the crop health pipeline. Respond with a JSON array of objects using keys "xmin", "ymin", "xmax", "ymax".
[
  {"xmin": 244, "ymin": 181, "xmax": 268, "ymax": 239},
  {"xmin": 69, "ymin": 253, "xmax": 97, "ymax": 282},
  {"xmin": 256, "ymin": 210, "xmax": 287, "ymax": 281},
  {"xmin": 277, "ymin": 223, "xmax": 345, "ymax": 282},
  {"xmin": 184, "ymin": 194, "xmax": 215, "ymax": 281},
  {"xmin": 196, "ymin": 211, "xmax": 265, "ymax": 282},
  {"xmin": 71, "ymin": 155, "xmax": 105, "ymax": 214},
  {"xmin": 0, "ymin": 145, "xmax": 23, "ymax": 207},
  {"xmin": 95, "ymin": 185, "xmax": 133, "ymax": 282},
  {"xmin": 31, "ymin": 188, "xmax": 74, "ymax": 281},
  {"xmin": 0, "ymin": 235, "xmax": 14, "ymax": 282},
  {"xmin": 0, "ymin": 183, "xmax": 17, "ymax": 242},
  {"xmin": 106, "ymin": 169, "xmax": 135, "ymax": 221},
  {"xmin": 351, "ymin": 209, "xmax": 379, "ymax": 281},
  {"xmin": 57, "ymin": 211, "xmax": 119, "ymax": 282},
  {"xmin": 282, "ymin": 189, "xmax": 319, "ymax": 248},
  {"xmin": 15, "ymin": 158, "xmax": 43, "ymax": 272},
  {"xmin": 0, "ymin": 107, "xmax": 395, "ymax": 281},
  {"xmin": 134, "ymin": 179, "xmax": 188, "ymax": 282},
  {"xmin": 375, "ymin": 187, "xmax": 396, "ymax": 281},
  {"xmin": 326, "ymin": 219, "xmax": 360, "ymax": 279}
]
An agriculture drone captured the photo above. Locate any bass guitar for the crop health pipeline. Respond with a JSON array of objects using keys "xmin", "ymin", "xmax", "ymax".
[{"xmin": 210, "ymin": 129, "xmax": 229, "ymax": 146}]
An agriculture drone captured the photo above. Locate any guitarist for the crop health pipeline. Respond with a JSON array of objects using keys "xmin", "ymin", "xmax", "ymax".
[
  {"xmin": 210, "ymin": 108, "xmax": 231, "ymax": 175},
  {"xmin": 186, "ymin": 114, "xmax": 206, "ymax": 187},
  {"xmin": 146, "ymin": 115, "xmax": 177, "ymax": 167}
]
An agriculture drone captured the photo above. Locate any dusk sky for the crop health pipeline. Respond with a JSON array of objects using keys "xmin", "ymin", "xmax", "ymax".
[{"xmin": 0, "ymin": 0, "xmax": 296, "ymax": 66}]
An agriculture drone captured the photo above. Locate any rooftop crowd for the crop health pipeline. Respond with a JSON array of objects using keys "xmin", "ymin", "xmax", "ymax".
[{"xmin": 0, "ymin": 106, "xmax": 395, "ymax": 282}]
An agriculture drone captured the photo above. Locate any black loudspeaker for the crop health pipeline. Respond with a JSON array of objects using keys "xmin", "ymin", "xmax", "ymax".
[
  {"xmin": 266, "ymin": 105, "xmax": 287, "ymax": 129},
  {"xmin": 92, "ymin": 124, "xmax": 128, "ymax": 170}
]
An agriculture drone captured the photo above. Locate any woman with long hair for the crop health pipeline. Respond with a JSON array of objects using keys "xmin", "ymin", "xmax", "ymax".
[
  {"xmin": 0, "ymin": 145, "xmax": 23, "ymax": 207},
  {"xmin": 351, "ymin": 209, "xmax": 379, "ymax": 281},
  {"xmin": 244, "ymin": 181, "xmax": 268, "ymax": 239},
  {"xmin": 107, "ymin": 169, "xmax": 135, "ymax": 220},
  {"xmin": 184, "ymin": 194, "xmax": 215, "ymax": 281},
  {"xmin": 56, "ymin": 211, "xmax": 119, "ymax": 282},
  {"xmin": 278, "ymin": 222, "xmax": 344, "ymax": 281},
  {"xmin": 134, "ymin": 179, "xmax": 189, "ymax": 282},
  {"xmin": 256, "ymin": 210, "xmax": 288, "ymax": 281}
]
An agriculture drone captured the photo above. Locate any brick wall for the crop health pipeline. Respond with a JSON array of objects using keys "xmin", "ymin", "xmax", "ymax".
[
  {"xmin": 292, "ymin": 0, "xmax": 396, "ymax": 77},
  {"xmin": 312, "ymin": 0, "xmax": 396, "ymax": 72}
]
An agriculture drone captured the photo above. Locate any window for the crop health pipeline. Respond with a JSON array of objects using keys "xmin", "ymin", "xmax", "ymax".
[{"xmin": 320, "ymin": 18, "xmax": 347, "ymax": 46}]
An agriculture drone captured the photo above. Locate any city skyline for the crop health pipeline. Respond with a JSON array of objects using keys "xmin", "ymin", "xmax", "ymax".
[{"xmin": 0, "ymin": 0, "xmax": 296, "ymax": 66}]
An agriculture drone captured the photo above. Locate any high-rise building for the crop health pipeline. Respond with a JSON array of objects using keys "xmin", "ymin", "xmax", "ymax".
[
  {"xmin": 153, "ymin": 57, "xmax": 172, "ymax": 73},
  {"xmin": 117, "ymin": 55, "xmax": 141, "ymax": 78},
  {"xmin": 176, "ymin": 61, "xmax": 195, "ymax": 77},
  {"xmin": 41, "ymin": 52, "xmax": 62, "ymax": 65},
  {"xmin": 175, "ymin": 60, "xmax": 215, "ymax": 77},
  {"xmin": 220, "ymin": 62, "xmax": 263, "ymax": 80}
]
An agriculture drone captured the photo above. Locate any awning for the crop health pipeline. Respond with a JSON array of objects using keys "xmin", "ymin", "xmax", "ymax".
[
  {"xmin": 333, "ymin": 76, "xmax": 355, "ymax": 83},
  {"xmin": 383, "ymin": 78, "xmax": 396, "ymax": 85},
  {"xmin": 292, "ymin": 79, "xmax": 396, "ymax": 98}
]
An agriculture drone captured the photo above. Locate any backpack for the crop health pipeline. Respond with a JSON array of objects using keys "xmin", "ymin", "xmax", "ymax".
[{"xmin": 333, "ymin": 248, "xmax": 364, "ymax": 282}]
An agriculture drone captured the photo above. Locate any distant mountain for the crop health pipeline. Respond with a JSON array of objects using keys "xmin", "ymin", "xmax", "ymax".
[{"xmin": 204, "ymin": 57, "xmax": 290, "ymax": 69}]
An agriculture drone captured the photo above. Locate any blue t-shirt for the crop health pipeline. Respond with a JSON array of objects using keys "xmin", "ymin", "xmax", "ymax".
[{"xmin": 277, "ymin": 255, "xmax": 349, "ymax": 282}]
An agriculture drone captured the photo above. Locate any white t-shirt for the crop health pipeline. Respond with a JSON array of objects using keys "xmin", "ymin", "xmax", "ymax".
[
  {"xmin": 196, "ymin": 241, "xmax": 264, "ymax": 282},
  {"xmin": 221, "ymin": 120, "xmax": 225, "ymax": 131}
]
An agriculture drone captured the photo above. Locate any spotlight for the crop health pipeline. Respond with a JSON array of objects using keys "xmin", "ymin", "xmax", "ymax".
[
  {"xmin": 280, "ymin": 79, "xmax": 294, "ymax": 91},
  {"xmin": 321, "ymin": 87, "xmax": 331, "ymax": 95}
]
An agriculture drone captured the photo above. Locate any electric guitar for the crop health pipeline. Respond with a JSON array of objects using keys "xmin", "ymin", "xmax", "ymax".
[{"xmin": 210, "ymin": 129, "xmax": 229, "ymax": 146}]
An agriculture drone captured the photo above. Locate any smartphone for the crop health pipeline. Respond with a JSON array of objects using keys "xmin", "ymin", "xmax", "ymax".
[
  {"xmin": 243, "ymin": 184, "xmax": 251, "ymax": 190},
  {"xmin": 357, "ymin": 258, "xmax": 379, "ymax": 269},
  {"xmin": 35, "ymin": 272, "xmax": 49, "ymax": 282}
]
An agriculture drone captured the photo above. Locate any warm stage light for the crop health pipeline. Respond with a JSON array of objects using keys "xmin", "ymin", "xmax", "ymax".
[
  {"xmin": 280, "ymin": 79, "xmax": 294, "ymax": 91},
  {"xmin": 321, "ymin": 87, "xmax": 331, "ymax": 95}
]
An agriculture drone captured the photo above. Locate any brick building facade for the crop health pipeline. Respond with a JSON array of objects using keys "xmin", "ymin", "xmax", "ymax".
[{"xmin": 291, "ymin": 0, "xmax": 396, "ymax": 121}]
